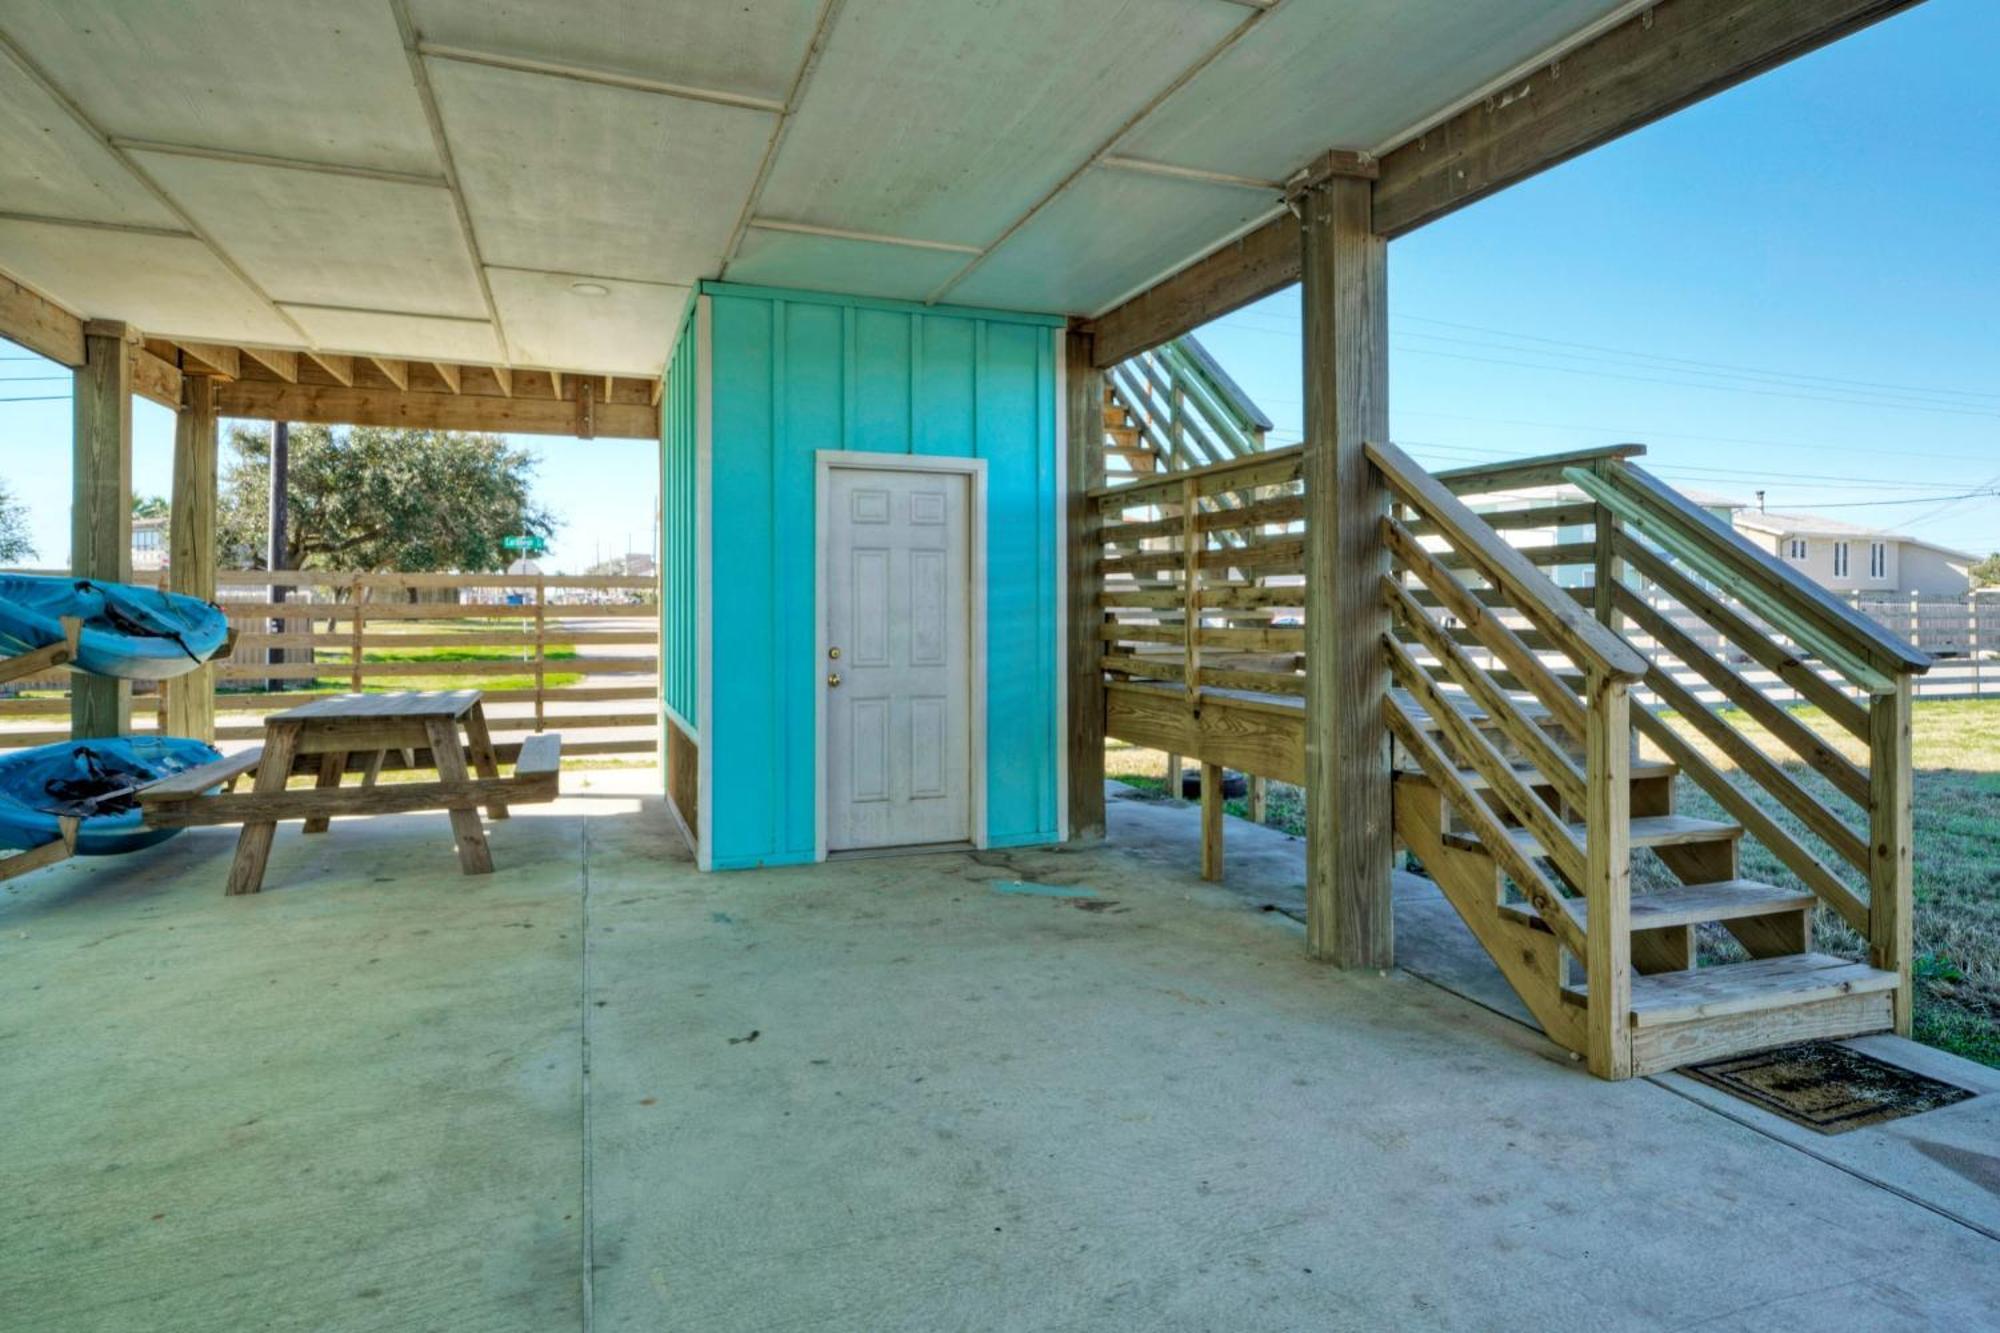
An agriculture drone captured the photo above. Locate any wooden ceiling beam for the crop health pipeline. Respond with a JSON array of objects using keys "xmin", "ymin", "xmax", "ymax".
[
  {"xmin": 241, "ymin": 346, "xmax": 299, "ymax": 382},
  {"xmin": 1083, "ymin": 0, "xmax": 1920, "ymax": 367},
  {"xmin": 549, "ymin": 370, "xmax": 564, "ymax": 400},
  {"xmin": 212, "ymin": 378, "xmax": 657, "ymax": 440},
  {"xmin": 131, "ymin": 347, "xmax": 183, "ymax": 410},
  {"xmin": 491, "ymin": 365, "xmax": 513, "ymax": 398},
  {"xmin": 305, "ymin": 351, "xmax": 354, "ymax": 385},
  {"xmin": 173, "ymin": 340, "xmax": 240, "ymax": 379},
  {"xmin": 433, "ymin": 361, "xmax": 462, "ymax": 393},
  {"xmin": 0, "ymin": 271, "xmax": 84, "ymax": 366},
  {"xmin": 368, "ymin": 356, "xmax": 410, "ymax": 390}
]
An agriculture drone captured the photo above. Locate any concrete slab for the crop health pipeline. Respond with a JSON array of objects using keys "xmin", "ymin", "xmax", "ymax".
[{"xmin": 2, "ymin": 771, "xmax": 1995, "ymax": 1330}]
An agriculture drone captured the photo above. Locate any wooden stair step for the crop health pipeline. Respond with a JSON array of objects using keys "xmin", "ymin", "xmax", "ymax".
[
  {"xmin": 1499, "ymin": 878, "xmax": 1816, "ymax": 933},
  {"xmin": 1445, "ymin": 814, "xmax": 1741, "ymax": 858},
  {"xmin": 1392, "ymin": 685, "xmax": 1552, "ymax": 736},
  {"xmin": 1564, "ymin": 951, "xmax": 1896, "ymax": 1026},
  {"xmin": 1395, "ymin": 757, "xmax": 1674, "ymax": 792}
]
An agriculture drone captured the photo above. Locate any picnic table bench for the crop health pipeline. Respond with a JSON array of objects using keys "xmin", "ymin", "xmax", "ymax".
[{"xmin": 139, "ymin": 690, "xmax": 562, "ymax": 894}]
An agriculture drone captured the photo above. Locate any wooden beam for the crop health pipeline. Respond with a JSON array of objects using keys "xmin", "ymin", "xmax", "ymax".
[
  {"xmin": 305, "ymin": 351, "xmax": 354, "ymax": 385},
  {"xmin": 1065, "ymin": 329, "xmax": 1107, "ymax": 843},
  {"xmin": 241, "ymin": 346, "xmax": 299, "ymax": 382},
  {"xmin": 1372, "ymin": 0, "xmax": 1919, "ymax": 237},
  {"xmin": 549, "ymin": 370, "xmax": 565, "ymax": 400},
  {"xmin": 211, "ymin": 378, "xmax": 659, "ymax": 439},
  {"xmin": 649, "ymin": 376, "xmax": 663, "ymax": 408},
  {"xmin": 166, "ymin": 374, "xmax": 218, "ymax": 742},
  {"xmin": 1301, "ymin": 175, "xmax": 1391, "ymax": 969},
  {"xmin": 368, "ymin": 356, "xmax": 409, "ymax": 390},
  {"xmin": 1869, "ymin": 678, "xmax": 1915, "ymax": 1036},
  {"xmin": 491, "ymin": 365, "xmax": 513, "ymax": 397},
  {"xmin": 72, "ymin": 324, "xmax": 135, "ymax": 738},
  {"xmin": 1201, "ymin": 760, "xmax": 1225, "ymax": 881},
  {"xmin": 0, "ymin": 270, "xmax": 84, "ymax": 366},
  {"xmin": 574, "ymin": 378, "xmax": 596, "ymax": 438},
  {"xmin": 433, "ymin": 361, "xmax": 462, "ymax": 393},
  {"xmin": 131, "ymin": 348, "xmax": 183, "ymax": 410},
  {"xmin": 173, "ymin": 340, "xmax": 240, "ymax": 379},
  {"xmin": 1083, "ymin": 0, "xmax": 1919, "ymax": 366}
]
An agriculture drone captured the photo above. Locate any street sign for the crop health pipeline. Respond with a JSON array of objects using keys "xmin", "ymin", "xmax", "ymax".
[{"xmin": 502, "ymin": 535, "xmax": 547, "ymax": 553}]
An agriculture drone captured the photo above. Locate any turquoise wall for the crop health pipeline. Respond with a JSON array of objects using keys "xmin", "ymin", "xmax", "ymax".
[
  {"xmin": 660, "ymin": 308, "xmax": 698, "ymax": 731},
  {"xmin": 701, "ymin": 281, "xmax": 1065, "ymax": 869}
]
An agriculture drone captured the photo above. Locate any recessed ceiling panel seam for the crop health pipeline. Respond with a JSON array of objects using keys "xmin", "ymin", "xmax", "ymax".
[{"xmin": 717, "ymin": 0, "xmax": 847, "ymax": 278}]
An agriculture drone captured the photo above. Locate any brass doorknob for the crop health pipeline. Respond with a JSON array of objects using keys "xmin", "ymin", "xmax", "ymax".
[{"xmin": 827, "ymin": 671, "xmax": 842, "ymax": 687}]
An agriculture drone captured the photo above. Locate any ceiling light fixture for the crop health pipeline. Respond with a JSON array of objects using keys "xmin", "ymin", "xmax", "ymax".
[{"xmin": 569, "ymin": 281, "xmax": 610, "ymax": 298}]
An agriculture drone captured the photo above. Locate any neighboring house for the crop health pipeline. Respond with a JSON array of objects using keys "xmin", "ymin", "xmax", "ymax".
[
  {"xmin": 1732, "ymin": 509, "xmax": 1973, "ymax": 596},
  {"xmin": 131, "ymin": 514, "xmax": 168, "ymax": 572}
]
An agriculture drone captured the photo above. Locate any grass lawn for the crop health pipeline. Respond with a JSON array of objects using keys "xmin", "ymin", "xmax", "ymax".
[{"xmin": 1107, "ymin": 696, "xmax": 2000, "ymax": 1068}]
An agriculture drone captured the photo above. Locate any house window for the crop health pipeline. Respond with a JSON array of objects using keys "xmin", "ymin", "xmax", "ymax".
[
  {"xmin": 1870, "ymin": 542, "xmax": 1887, "ymax": 579},
  {"xmin": 1788, "ymin": 539, "xmax": 1807, "ymax": 560},
  {"xmin": 1833, "ymin": 542, "xmax": 1850, "ymax": 578}
]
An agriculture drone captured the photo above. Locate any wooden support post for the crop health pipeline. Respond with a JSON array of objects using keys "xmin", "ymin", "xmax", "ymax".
[
  {"xmin": 1165, "ymin": 751, "xmax": 1182, "ymax": 798},
  {"xmin": 1869, "ymin": 676, "xmax": 1915, "ymax": 1036},
  {"xmin": 71, "ymin": 324, "xmax": 135, "ymax": 739},
  {"xmin": 1247, "ymin": 775, "xmax": 1268, "ymax": 825},
  {"xmin": 165, "ymin": 373, "xmax": 219, "ymax": 740},
  {"xmin": 533, "ymin": 575, "xmax": 548, "ymax": 734},
  {"xmin": 1301, "ymin": 173, "xmax": 1392, "ymax": 968},
  {"xmin": 349, "ymin": 577, "xmax": 366, "ymax": 694},
  {"xmin": 1584, "ymin": 671, "xmax": 1634, "ymax": 1079},
  {"xmin": 1200, "ymin": 760, "xmax": 1224, "ymax": 881},
  {"xmin": 1181, "ymin": 477, "xmax": 1200, "ymax": 704},
  {"xmin": 1064, "ymin": 329, "xmax": 1107, "ymax": 842}
]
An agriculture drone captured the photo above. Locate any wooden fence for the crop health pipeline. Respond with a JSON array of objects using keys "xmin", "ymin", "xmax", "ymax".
[{"xmin": 0, "ymin": 569, "xmax": 660, "ymax": 760}]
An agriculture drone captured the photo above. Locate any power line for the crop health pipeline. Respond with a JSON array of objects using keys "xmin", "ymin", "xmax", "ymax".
[{"xmin": 0, "ymin": 393, "xmax": 68, "ymax": 402}]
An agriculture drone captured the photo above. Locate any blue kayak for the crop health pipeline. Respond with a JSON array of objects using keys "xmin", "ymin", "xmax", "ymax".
[
  {"xmin": 0, "ymin": 736, "xmax": 223, "ymax": 855},
  {"xmin": 0, "ymin": 574, "xmax": 230, "ymax": 679}
]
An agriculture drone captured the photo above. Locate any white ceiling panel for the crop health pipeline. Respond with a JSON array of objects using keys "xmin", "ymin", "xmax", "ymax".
[
  {"xmin": 950, "ymin": 170, "xmax": 1279, "ymax": 316},
  {"xmin": 281, "ymin": 304, "xmax": 502, "ymax": 363},
  {"xmin": 132, "ymin": 153, "xmax": 486, "ymax": 318},
  {"xmin": 0, "ymin": 1, "xmax": 440, "ymax": 176},
  {"xmin": 487, "ymin": 268, "xmax": 687, "ymax": 375},
  {"xmin": 0, "ymin": 59, "xmax": 179, "ymax": 228},
  {"xmin": 755, "ymin": 0, "xmax": 1240, "ymax": 247},
  {"xmin": 726, "ymin": 228, "xmax": 970, "ymax": 305},
  {"xmin": 407, "ymin": 0, "xmax": 821, "ymax": 105},
  {"xmin": 0, "ymin": 220, "xmax": 297, "ymax": 342},
  {"xmin": 429, "ymin": 59, "xmax": 774, "ymax": 285},
  {"xmin": 1120, "ymin": 0, "xmax": 1634, "ymax": 180}
]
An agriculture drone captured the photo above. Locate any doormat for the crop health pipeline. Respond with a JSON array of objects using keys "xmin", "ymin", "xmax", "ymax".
[{"xmin": 1681, "ymin": 1041, "xmax": 1976, "ymax": 1135}]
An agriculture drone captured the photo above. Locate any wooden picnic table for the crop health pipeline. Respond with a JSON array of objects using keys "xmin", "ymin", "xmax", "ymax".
[{"xmin": 139, "ymin": 689, "xmax": 562, "ymax": 895}]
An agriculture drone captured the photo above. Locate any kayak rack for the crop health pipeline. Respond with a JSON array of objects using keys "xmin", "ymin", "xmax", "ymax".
[{"xmin": 0, "ymin": 618, "xmax": 83, "ymax": 883}]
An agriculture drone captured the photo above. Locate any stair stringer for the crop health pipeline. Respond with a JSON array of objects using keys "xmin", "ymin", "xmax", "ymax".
[{"xmin": 1394, "ymin": 784, "xmax": 1591, "ymax": 1061}]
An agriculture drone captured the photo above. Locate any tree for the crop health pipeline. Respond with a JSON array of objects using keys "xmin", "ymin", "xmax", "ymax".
[
  {"xmin": 0, "ymin": 479, "xmax": 32, "ymax": 562},
  {"xmin": 132, "ymin": 495, "xmax": 169, "ymax": 520},
  {"xmin": 219, "ymin": 424, "xmax": 557, "ymax": 573}
]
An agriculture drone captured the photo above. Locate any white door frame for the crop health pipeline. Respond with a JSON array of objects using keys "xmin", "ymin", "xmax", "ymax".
[{"xmin": 814, "ymin": 451, "xmax": 988, "ymax": 860}]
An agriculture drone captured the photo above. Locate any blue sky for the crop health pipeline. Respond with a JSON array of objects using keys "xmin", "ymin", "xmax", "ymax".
[
  {"xmin": 3, "ymin": 0, "xmax": 1993, "ymax": 569},
  {"xmin": 1195, "ymin": 0, "xmax": 1998, "ymax": 559}
]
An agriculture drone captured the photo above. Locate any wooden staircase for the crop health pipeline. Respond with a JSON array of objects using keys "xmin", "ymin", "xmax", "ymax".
[
  {"xmin": 1390, "ymin": 688, "xmax": 1897, "ymax": 1076},
  {"xmin": 1100, "ymin": 334, "xmax": 1271, "ymax": 479},
  {"xmin": 1370, "ymin": 441, "xmax": 1924, "ymax": 1079}
]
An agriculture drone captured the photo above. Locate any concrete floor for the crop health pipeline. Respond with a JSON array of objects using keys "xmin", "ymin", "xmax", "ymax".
[{"xmin": 2, "ymin": 773, "xmax": 1996, "ymax": 1331}]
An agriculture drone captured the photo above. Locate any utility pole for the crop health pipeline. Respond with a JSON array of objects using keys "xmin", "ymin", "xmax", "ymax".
[{"xmin": 266, "ymin": 421, "xmax": 289, "ymax": 689}]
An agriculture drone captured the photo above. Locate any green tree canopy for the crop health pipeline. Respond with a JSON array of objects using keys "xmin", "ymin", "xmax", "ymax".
[
  {"xmin": 132, "ymin": 494, "xmax": 169, "ymax": 519},
  {"xmin": 1972, "ymin": 553, "xmax": 2000, "ymax": 588},
  {"xmin": 219, "ymin": 424, "xmax": 557, "ymax": 573},
  {"xmin": 0, "ymin": 479, "xmax": 33, "ymax": 562}
]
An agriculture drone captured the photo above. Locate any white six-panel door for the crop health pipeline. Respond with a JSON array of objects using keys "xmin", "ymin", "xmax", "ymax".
[{"xmin": 823, "ymin": 465, "xmax": 973, "ymax": 850}]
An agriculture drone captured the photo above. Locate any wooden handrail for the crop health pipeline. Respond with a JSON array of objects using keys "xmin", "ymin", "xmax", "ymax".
[
  {"xmin": 1432, "ymin": 443, "xmax": 1647, "ymax": 495},
  {"xmin": 1368, "ymin": 440, "xmax": 1647, "ymax": 682},
  {"xmin": 1568, "ymin": 461, "xmax": 1930, "ymax": 686},
  {"xmin": 1091, "ymin": 441, "xmax": 1302, "ymax": 506}
]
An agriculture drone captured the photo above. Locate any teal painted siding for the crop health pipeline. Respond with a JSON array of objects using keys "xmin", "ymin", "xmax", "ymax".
[
  {"xmin": 660, "ymin": 309, "xmax": 698, "ymax": 732},
  {"xmin": 702, "ymin": 282, "xmax": 1065, "ymax": 870}
]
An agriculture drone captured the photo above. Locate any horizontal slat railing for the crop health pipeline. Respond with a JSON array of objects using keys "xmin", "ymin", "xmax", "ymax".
[
  {"xmin": 1093, "ymin": 444, "xmax": 1306, "ymax": 705},
  {"xmin": 0, "ymin": 568, "xmax": 660, "ymax": 762},
  {"xmin": 1370, "ymin": 439, "xmax": 1640, "ymax": 1077},
  {"xmin": 1573, "ymin": 457, "xmax": 1925, "ymax": 1033}
]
